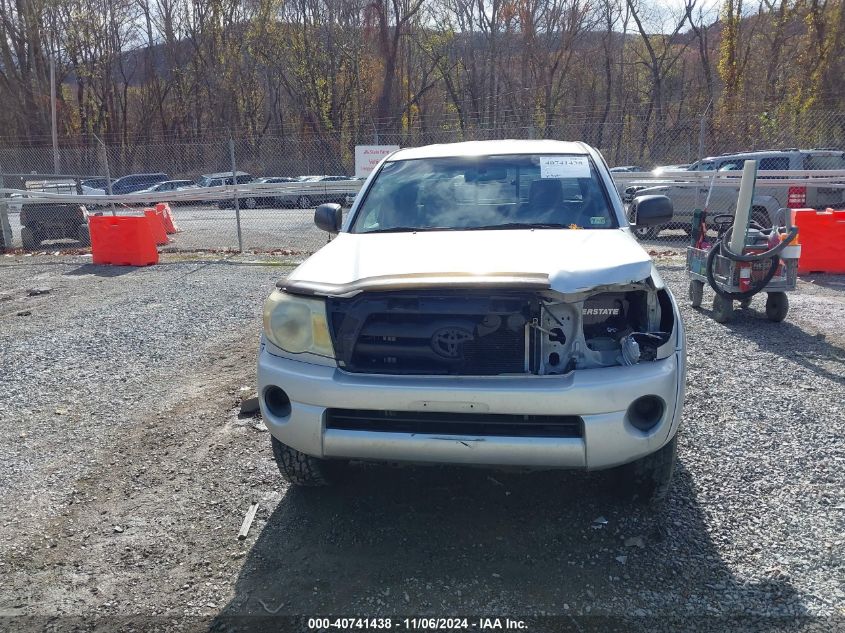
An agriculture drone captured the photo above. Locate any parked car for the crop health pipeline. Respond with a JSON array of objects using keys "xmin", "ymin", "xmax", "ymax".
[
  {"xmin": 246, "ymin": 176, "xmax": 297, "ymax": 208},
  {"xmin": 80, "ymin": 178, "xmax": 111, "ymax": 195},
  {"xmin": 626, "ymin": 149, "xmax": 845, "ymax": 238},
  {"xmin": 133, "ymin": 180, "xmax": 197, "ymax": 205},
  {"xmin": 652, "ymin": 164, "xmax": 690, "ymax": 176},
  {"xmin": 20, "ymin": 202, "xmax": 89, "ymax": 249},
  {"xmin": 109, "ymin": 173, "xmax": 168, "ymax": 195},
  {"xmin": 621, "ymin": 165, "xmax": 692, "ymax": 206},
  {"xmin": 198, "ymin": 171, "xmax": 253, "ymax": 188},
  {"xmin": 136, "ymin": 179, "xmax": 195, "ymax": 193},
  {"xmin": 258, "ymin": 139, "xmax": 684, "ymax": 502},
  {"xmin": 289, "ymin": 175, "xmax": 356, "ymax": 208},
  {"xmin": 195, "ymin": 172, "xmax": 253, "ymax": 208},
  {"xmin": 609, "ymin": 165, "xmax": 646, "ymax": 173}
]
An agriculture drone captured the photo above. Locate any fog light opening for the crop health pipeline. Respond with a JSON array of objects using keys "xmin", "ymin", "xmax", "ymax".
[
  {"xmin": 264, "ymin": 386, "xmax": 292, "ymax": 418},
  {"xmin": 628, "ymin": 395, "xmax": 665, "ymax": 432}
]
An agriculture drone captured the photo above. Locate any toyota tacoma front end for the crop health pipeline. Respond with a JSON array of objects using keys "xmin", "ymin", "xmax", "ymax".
[{"xmin": 257, "ymin": 140, "xmax": 685, "ymax": 501}]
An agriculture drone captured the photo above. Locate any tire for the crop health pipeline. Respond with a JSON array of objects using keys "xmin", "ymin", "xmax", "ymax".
[
  {"xmin": 765, "ymin": 292, "xmax": 789, "ymax": 322},
  {"xmin": 77, "ymin": 223, "xmax": 91, "ymax": 247},
  {"xmin": 297, "ymin": 195, "xmax": 312, "ymax": 209},
  {"xmin": 632, "ymin": 225, "xmax": 658, "ymax": 240},
  {"xmin": 688, "ymin": 280, "xmax": 704, "ymax": 308},
  {"xmin": 21, "ymin": 226, "xmax": 38, "ymax": 250},
  {"xmin": 244, "ymin": 197, "xmax": 257, "ymax": 209},
  {"xmin": 270, "ymin": 435, "xmax": 341, "ymax": 486},
  {"xmin": 615, "ymin": 435, "xmax": 678, "ymax": 504},
  {"xmin": 712, "ymin": 294, "xmax": 733, "ymax": 323}
]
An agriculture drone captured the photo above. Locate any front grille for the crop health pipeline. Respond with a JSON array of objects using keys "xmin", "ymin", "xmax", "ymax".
[
  {"xmin": 327, "ymin": 291, "xmax": 535, "ymax": 375},
  {"xmin": 325, "ymin": 409, "xmax": 583, "ymax": 438}
]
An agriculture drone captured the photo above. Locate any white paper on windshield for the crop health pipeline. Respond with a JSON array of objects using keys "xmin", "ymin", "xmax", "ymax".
[{"xmin": 539, "ymin": 156, "xmax": 591, "ymax": 179}]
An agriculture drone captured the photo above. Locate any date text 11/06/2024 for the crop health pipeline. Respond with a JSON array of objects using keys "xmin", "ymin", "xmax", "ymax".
[{"xmin": 307, "ymin": 618, "xmax": 528, "ymax": 630}]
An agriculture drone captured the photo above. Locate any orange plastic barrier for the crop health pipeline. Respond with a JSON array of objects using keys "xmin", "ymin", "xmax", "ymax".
[
  {"xmin": 155, "ymin": 202, "xmax": 180, "ymax": 234},
  {"xmin": 144, "ymin": 209, "xmax": 169, "ymax": 245},
  {"xmin": 89, "ymin": 216, "xmax": 158, "ymax": 266},
  {"xmin": 792, "ymin": 208, "xmax": 845, "ymax": 274}
]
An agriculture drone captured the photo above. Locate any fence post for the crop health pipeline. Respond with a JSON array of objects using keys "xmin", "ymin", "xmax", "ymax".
[
  {"xmin": 50, "ymin": 51, "xmax": 60, "ymax": 175},
  {"xmin": 94, "ymin": 134, "xmax": 115, "ymax": 215},
  {"xmin": 698, "ymin": 100, "xmax": 712, "ymax": 164},
  {"xmin": 229, "ymin": 137, "xmax": 244, "ymax": 253},
  {"xmin": 695, "ymin": 101, "xmax": 712, "ymax": 211},
  {"xmin": 0, "ymin": 162, "xmax": 11, "ymax": 252},
  {"xmin": 372, "ymin": 117, "xmax": 379, "ymax": 145}
]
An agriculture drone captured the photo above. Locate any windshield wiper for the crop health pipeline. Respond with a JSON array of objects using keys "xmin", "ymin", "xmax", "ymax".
[
  {"xmin": 363, "ymin": 226, "xmax": 452, "ymax": 234},
  {"xmin": 462, "ymin": 222, "xmax": 572, "ymax": 230}
]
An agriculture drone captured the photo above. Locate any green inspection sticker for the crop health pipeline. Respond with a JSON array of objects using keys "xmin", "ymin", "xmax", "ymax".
[{"xmin": 590, "ymin": 217, "xmax": 607, "ymax": 225}]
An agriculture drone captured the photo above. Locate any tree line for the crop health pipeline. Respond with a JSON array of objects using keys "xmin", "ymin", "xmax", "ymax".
[{"xmin": 1, "ymin": 0, "xmax": 843, "ymax": 164}]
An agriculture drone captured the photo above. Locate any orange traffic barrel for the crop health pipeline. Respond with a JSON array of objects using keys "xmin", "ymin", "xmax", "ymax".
[
  {"xmin": 155, "ymin": 203, "xmax": 179, "ymax": 234},
  {"xmin": 792, "ymin": 208, "xmax": 845, "ymax": 274},
  {"xmin": 144, "ymin": 209, "xmax": 169, "ymax": 245},
  {"xmin": 89, "ymin": 216, "xmax": 159, "ymax": 266}
]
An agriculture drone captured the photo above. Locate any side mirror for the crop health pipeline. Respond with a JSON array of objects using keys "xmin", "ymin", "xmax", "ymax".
[
  {"xmin": 314, "ymin": 203, "xmax": 342, "ymax": 233},
  {"xmin": 630, "ymin": 194, "xmax": 673, "ymax": 227}
]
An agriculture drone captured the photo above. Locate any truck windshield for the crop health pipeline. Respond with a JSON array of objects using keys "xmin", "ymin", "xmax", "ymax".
[{"xmin": 350, "ymin": 154, "xmax": 617, "ymax": 233}]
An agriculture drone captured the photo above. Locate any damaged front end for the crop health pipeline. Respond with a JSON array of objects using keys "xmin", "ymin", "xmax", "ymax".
[{"xmin": 324, "ymin": 277, "xmax": 677, "ymax": 376}]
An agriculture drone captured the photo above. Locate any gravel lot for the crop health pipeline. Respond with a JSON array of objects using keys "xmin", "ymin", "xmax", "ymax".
[{"xmin": 0, "ymin": 252, "xmax": 842, "ymax": 632}]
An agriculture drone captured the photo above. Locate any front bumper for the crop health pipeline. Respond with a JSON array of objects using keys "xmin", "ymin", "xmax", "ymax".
[{"xmin": 257, "ymin": 344, "xmax": 685, "ymax": 471}]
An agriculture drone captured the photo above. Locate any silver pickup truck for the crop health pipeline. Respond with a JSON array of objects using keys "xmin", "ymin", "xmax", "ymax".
[
  {"xmin": 624, "ymin": 149, "xmax": 845, "ymax": 239},
  {"xmin": 258, "ymin": 140, "xmax": 686, "ymax": 502}
]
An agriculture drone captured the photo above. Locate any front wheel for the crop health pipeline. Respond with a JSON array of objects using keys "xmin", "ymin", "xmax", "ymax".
[
  {"xmin": 689, "ymin": 280, "xmax": 704, "ymax": 308},
  {"xmin": 271, "ymin": 436, "xmax": 344, "ymax": 486},
  {"xmin": 765, "ymin": 292, "xmax": 789, "ymax": 322},
  {"xmin": 21, "ymin": 226, "xmax": 38, "ymax": 250},
  {"xmin": 244, "ymin": 197, "xmax": 257, "ymax": 209},
  {"xmin": 614, "ymin": 435, "xmax": 678, "ymax": 504},
  {"xmin": 712, "ymin": 294, "xmax": 733, "ymax": 323},
  {"xmin": 297, "ymin": 195, "xmax": 312, "ymax": 209}
]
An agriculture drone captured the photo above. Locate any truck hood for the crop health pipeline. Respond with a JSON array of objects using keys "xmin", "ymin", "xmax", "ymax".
[{"xmin": 284, "ymin": 229, "xmax": 655, "ymax": 296}]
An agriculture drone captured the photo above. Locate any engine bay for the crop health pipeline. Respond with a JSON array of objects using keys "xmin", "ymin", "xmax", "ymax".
[
  {"xmin": 326, "ymin": 284, "xmax": 675, "ymax": 376},
  {"xmin": 535, "ymin": 287, "xmax": 673, "ymax": 374}
]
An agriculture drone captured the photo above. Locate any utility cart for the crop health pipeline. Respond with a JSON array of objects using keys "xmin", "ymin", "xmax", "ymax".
[
  {"xmin": 685, "ymin": 159, "xmax": 801, "ymax": 324},
  {"xmin": 687, "ymin": 238, "xmax": 798, "ymax": 323}
]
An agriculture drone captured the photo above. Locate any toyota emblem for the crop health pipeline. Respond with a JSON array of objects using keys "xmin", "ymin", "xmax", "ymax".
[{"xmin": 430, "ymin": 327, "xmax": 473, "ymax": 359}]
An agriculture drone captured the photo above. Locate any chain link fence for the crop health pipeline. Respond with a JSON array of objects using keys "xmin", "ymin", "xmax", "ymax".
[{"xmin": 1, "ymin": 109, "xmax": 844, "ymax": 254}]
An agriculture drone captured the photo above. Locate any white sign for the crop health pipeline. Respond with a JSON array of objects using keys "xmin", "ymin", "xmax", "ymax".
[
  {"xmin": 539, "ymin": 155, "xmax": 591, "ymax": 179},
  {"xmin": 355, "ymin": 145, "xmax": 400, "ymax": 177}
]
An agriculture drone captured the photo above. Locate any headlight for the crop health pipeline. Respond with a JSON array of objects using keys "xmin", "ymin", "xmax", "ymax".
[{"xmin": 263, "ymin": 290, "xmax": 335, "ymax": 357}]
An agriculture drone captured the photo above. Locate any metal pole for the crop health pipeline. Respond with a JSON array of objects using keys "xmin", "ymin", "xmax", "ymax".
[
  {"xmin": 694, "ymin": 100, "xmax": 712, "ymax": 211},
  {"xmin": 94, "ymin": 133, "xmax": 115, "ymax": 215},
  {"xmin": 50, "ymin": 52, "xmax": 60, "ymax": 175},
  {"xmin": 698, "ymin": 100, "xmax": 712, "ymax": 164},
  {"xmin": 0, "ymin": 162, "xmax": 11, "ymax": 252},
  {"xmin": 229, "ymin": 137, "xmax": 243, "ymax": 253}
]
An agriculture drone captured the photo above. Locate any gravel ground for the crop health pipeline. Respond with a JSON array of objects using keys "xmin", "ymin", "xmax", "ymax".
[{"xmin": 0, "ymin": 252, "xmax": 843, "ymax": 632}]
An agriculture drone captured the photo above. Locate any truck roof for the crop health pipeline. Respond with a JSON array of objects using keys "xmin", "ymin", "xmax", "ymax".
[{"xmin": 703, "ymin": 148, "xmax": 843, "ymax": 161}]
